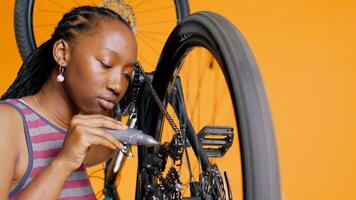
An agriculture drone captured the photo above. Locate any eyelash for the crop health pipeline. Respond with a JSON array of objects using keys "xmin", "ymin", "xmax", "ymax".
[
  {"xmin": 99, "ymin": 60, "xmax": 132, "ymax": 81},
  {"xmin": 100, "ymin": 61, "xmax": 112, "ymax": 69}
]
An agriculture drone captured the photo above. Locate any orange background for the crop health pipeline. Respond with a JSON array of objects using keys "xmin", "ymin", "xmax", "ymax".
[{"xmin": 1, "ymin": 0, "xmax": 356, "ymax": 200}]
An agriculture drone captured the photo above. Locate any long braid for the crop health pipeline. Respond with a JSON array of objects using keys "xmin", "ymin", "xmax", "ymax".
[{"xmin": 1, "ymin": 6, "xmax": 131, "ymax": 100}]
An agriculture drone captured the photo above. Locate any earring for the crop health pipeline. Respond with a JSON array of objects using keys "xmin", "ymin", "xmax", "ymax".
[{"xmin": 56, "ymin": 65, "xmax": 65, "ymax": 82}]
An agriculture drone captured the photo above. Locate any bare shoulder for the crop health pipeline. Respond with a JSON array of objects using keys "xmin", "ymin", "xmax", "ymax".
[
  {"xmin": 0, "ymin": 103, "xmax": 24, "ymax": 197},
  {"xmin": 0, "ymin": 103, "xmax": 23, "ymax": 129},
  {"xmin": 0, "ymin": 103, "xmax": 23, "ymax": 152}
]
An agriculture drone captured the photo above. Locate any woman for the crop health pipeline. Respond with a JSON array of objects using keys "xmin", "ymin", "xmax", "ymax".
[{"xmin": 0, "ymin": 5, "xmax": 137, "ymax": 199}]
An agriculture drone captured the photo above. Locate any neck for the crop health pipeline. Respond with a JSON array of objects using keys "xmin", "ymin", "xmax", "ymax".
[{"xmin": 33, "ymin": 71, "xmax": 79, "ymax": 128}]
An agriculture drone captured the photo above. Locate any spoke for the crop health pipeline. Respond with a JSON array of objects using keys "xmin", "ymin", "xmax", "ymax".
[
  {"xmin": 135, "ymin": 5, "xmax": 174, "ymax": 14},
  {"xmin": 137, "ymin": 32, "xmax": 164, "ymax": 45},
  {"xmin": 181, "ymin": 154, "xmax": 200, "ymax": 195},
  {"xmin": 48, "ymin": 0, "xmax": 69, "ymax": 10},
  {"xmin": 190, "ymin": 51, "xmax": 207, "ymax": 127},
  {"xmin": 212, "ymin": 59, "xmax": 219, "ymax": 125},
  {"xmin": 184, "ymin": 144, "xmax": 194, "ymax": 181},
  {"xmin": 137, "ymin": 19, "xmax": 176, "ymax": 27},
  {"xmin": 132, "ymin": 0, "xmax": 155, "ymax": 11},
  {"xmin": 183, "ymin": 58, "xmax": 192, "ymax": 126},
  {"xmin": 138, "ymin": 54, "xmax": 155, "ymax": 69},
  {"xmin": 34, "ymin": 8, "xmax": 65, "ymax": 14},
  {"xmin": 214, "ymin": 83, "xmax": 227, "ymax": 122},
  {"xmin": 136, "ymin": 34, "xmax": 161, "ymax": 55},
  {"xmin": 34, "ymin": 23, "xmax": 57, "ymax": 28},
  {"xmin": 137, "ymin": 30, "xmax": 168, "ymax": 35}
]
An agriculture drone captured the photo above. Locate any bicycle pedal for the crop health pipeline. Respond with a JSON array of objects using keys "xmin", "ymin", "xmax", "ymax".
[{"xmin": 197, "ymin": 125, "xmax": 234, "ymax": 157}]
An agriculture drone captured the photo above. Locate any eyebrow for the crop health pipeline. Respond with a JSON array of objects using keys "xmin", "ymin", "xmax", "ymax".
[
  {"xmin": 104, "ymin": 47, "xmax": 138, "ymax": 66},
  {"xmin": 105, "ymin": 47, "xmax": 120, "ymax": 56}
]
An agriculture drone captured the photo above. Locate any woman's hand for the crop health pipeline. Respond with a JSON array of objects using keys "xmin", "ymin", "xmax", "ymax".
[{"xmin": 55, "ymin": 114, "xmax": 125, "ymax": 172}]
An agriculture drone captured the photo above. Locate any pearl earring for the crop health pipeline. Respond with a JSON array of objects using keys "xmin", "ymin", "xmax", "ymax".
[{"xmin": 56, "ymin": 65, "xmax": 65, "ymax": 82}]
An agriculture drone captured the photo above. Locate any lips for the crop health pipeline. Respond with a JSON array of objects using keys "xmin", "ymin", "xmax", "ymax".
[{"xmin": 98, "ymin": 97, "xmax": 115, "ymax": 110}]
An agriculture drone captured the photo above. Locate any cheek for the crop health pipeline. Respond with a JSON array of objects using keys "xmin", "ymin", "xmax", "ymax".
[
  {"xmin": 70, "ymin": 60, "xmax": 104, "ymax": 88},
  {"xmin": 64, "ymin": 59, "xmax": 106, "ymax": 103}
]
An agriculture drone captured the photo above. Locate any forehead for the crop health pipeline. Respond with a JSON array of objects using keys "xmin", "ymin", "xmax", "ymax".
[{"xmin": 74, "ymin": 19, "xmax": 137, "ymax": 57}]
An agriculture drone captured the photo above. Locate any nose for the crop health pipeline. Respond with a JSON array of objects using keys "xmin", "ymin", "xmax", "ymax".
[{"xmin": 106, "ymin": 68, "xmax": 125, "ymax": 95}]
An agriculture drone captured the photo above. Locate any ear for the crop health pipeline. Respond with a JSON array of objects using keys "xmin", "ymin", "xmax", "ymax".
[{"xmin": 53, "ymin": 39, "xmax": 71, "ymax": 67}]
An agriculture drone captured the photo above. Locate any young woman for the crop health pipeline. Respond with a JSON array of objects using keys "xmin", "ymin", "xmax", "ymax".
[{"xmin": 0, "ymin": 6, "xmax": 137, "ymax": 199}]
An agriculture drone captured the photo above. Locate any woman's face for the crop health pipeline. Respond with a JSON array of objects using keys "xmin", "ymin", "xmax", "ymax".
[{"xmin": 63, "ymin": 19, "xmax": 137, "ymax": 116}]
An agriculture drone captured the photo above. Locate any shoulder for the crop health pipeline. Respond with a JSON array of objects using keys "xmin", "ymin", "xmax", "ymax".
[
  {"xmin": 0, "ymin": 101, "xmax": 24, "ymax": 127},
  {"xmin": 0, "ymin": 101, "xmax": 24, "ymax": 152},
  {"xmin": 0, "ymin": 102, "xmax": 24, "ymax": 197}
]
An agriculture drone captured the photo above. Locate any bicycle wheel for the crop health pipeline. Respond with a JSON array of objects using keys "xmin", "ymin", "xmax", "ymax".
[
  {"xmin": 136, "ymin": 11, "xmax": 280, "ymax": 200},
  {"xmin": 14, "ymin": 0, "xmax": 189, "ymax": 71}
]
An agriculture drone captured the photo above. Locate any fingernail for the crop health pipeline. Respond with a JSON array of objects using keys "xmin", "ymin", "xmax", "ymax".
[{"xmin": 117, "ymin": 124, "xmax": 128, "ymax": 130}]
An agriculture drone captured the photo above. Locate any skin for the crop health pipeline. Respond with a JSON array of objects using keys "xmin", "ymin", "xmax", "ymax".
[{"xmin": 0, "ymin": 18, "xmax": 137, "ymax": 199}]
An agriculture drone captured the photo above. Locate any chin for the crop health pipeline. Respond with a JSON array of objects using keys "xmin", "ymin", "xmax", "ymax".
[{"xmin": 80, "ymin": 102, "xmax": 111, "ymax": 116}]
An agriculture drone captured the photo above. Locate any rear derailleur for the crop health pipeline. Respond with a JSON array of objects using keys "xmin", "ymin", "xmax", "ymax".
[{"xmin": 140, "ymin": 136, "xmax": 230, "ymax": 200}]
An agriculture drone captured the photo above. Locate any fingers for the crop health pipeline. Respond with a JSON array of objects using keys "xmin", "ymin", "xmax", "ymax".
[
  {"xmin": 69, "ymin": 114, "xmax": 127, "ymax": 149},
  {"xmin": 88, "ymin": 134, "xmax": 118, "ymax": 150},
  {"xmin": 72, "ymin": 114, "xmax": 128, "ymax": 131},
  {"xmin": 83, "ymin": 126, "xmax": 123, "ymax": 149}
]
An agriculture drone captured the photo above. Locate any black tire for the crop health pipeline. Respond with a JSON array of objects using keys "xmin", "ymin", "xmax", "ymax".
[
  {"xmin": 14, "ymin": 0, "xmax": 190, "ymax": 61},
  {"xmin": 138, "ymin": 11, "xmax": 281, "ymax": 200},
  {"xmin": 14, "ymin": 0, "xmax": 36, "ymax": 61}
]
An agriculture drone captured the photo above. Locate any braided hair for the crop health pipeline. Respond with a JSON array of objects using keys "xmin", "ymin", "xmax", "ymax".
[{"xmin": 1, "ymin": 6, "xmax": 131, "ymax": 100}]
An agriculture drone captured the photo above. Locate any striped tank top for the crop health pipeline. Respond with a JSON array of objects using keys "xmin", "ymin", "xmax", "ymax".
[{"xmin": 1, "ymin": 99, "xmax": 96, "ymax": 200}]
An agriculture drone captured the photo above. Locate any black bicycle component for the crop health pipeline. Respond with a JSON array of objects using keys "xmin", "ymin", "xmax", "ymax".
[
  {"xmin": 224, "ymin": 171, "xmax": 233, "ymax": 200},
  {"xmin": 136, "ymin": 11, "xmax": 281, "ymax": 200},
  {"xmin": 169, "ymin": 134, "xmax": 184, "ymax": 162},
  {"xmin": 141, "ymin": 154, "xmax": 184, "ymax": 200},
  {"xmin": 168, "ymin": 76, "xmax": 210, "ymax": 170},
  {"xmin": 136, "ymin": 62, "xmax": 183, "ymax": 140},
  {"xmin": 189, "ymin": 182, "xmax": 202, "ymax": 198},
  {"xmin": 141, "ymin": 153, "xmax": 170, "ymax": 199},
  {"xmin": 119, "ymin": 65, "xmax": 144, "ymax": 115},
  {"xmin": 200, "ymin": 164, "xmax": 226, "ymax": 200},
  {"xmin": 136, "ymin": 61, "xmax": 185, "ymax": 165},
  {"xmin": 197, "ymin": 126, "xmax": 234, "ymax": 158}
]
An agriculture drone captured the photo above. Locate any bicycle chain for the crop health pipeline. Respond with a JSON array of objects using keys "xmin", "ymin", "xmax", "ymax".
[{"xmin": 136, "ymin": 62, "xmax": 184, "ymax": 161}]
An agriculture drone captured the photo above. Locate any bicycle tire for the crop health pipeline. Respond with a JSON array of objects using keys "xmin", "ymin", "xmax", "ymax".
[
  {"xmin": 14, "ymin": 0, "xmax": 190, "ymax": 61},
  {"xmin": 137, "ymin": 11, "xmax": 281, "ymax": 200}
]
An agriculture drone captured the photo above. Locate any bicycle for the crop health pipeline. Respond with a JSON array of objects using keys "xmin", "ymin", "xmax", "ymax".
[{"xmin": 14, "ymin": 0, "xmax": 281, "ymax": 199}]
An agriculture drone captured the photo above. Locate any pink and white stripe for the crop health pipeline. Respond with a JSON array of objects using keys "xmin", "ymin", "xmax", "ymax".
[{"xmin": 2, "ymin": 99, "xmax": 96, "ymax": 200}]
